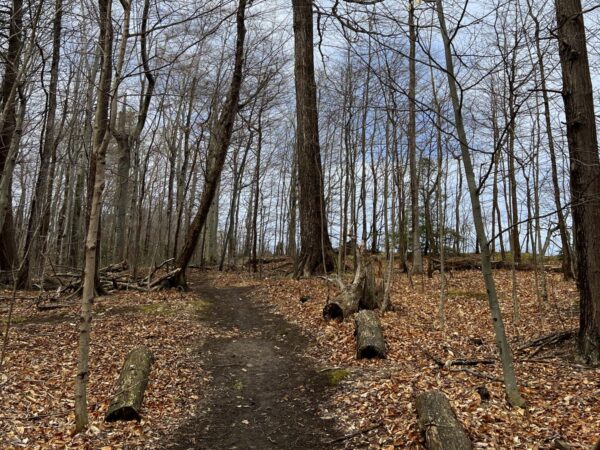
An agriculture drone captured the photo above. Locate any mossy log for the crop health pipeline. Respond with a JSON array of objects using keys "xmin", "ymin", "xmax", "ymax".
[
  {"xmin": 415, "ymin": 390, "xmax": 472, "ymax": 450},
  {"xmin": 353, "ymin": 310, "xmax": 386, "ymax": 359},
  {"xmin": 105, "ymin": 346, "xmax": 154, "ymax": 422}
]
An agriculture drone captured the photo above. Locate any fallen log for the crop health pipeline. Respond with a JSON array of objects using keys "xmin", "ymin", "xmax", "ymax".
[
  {"xmin": 36, "ymin": 303, "xmax": 70, "ymax": 311},
  {"xmin": 100, "ymin": 260, "xmax": 129, "ymax": 274},
  {"xmin": 105, "ymin": 346, "xmax": 154, "ymax": 422},
  {"xmin": 354, "ymin": 310, "xmax": 386, "ymax": 359},
  {"xmin": 148, "ymin": 268, "xmax": 181, "ymax": 290},
  {"xmin": 323, "ymin": 281, "xmax": 363, "ymax": 321},
  {"xmin": 415, "ymin": 390, "xmax": 472, "ymax": 450},
  {"xmin": 430, "ymin": 257, "xmax": 563, "ymax": 273}
]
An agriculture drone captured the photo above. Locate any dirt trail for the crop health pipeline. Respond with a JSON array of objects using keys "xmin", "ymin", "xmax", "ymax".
[{"xmin": 164, "ymin": 278, "xmax": 338, "ymax": 449}]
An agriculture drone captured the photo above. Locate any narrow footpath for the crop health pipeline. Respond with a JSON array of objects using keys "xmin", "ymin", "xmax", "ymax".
[{"xmin": 165, "ymin": 277, "xmax": 338, "ymax": 449}]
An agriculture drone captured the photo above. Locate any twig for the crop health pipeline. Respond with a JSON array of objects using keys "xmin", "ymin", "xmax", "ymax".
[
  {"xmin": 517, "ymin": 330, "xmax": 575, "ymax": 352},
  {"xmin": 324, "ymin": 422, "xmax": 384, "ymax": 445}
]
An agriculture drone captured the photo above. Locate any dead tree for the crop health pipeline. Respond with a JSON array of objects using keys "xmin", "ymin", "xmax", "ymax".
[
  {"xmin": 323, "ymin": 251, "xmax": 386, "ymax": 321},
  {"xmin": 323, "ymin": 254, "xmax": 365, "ymax": 322}
]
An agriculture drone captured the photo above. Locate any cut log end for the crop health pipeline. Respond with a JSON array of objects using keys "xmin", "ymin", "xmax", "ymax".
[
  {"xmin": 105, "ymin": 405, "xmax": 142, "ymax": 422},
  {"xmin": 323, "ymin": 303, "xmax": 344, "ymax": 322},
  {"xmin": 354, "ymin": 310, "xmax": 386, "ymax": 359},
  {"xmin": 357, "ymin": 345, "xmax": 384, "ymax": 359},
  {"xmin": 415, "ymin": 390, "xmax": 472, "ymax": 450}
]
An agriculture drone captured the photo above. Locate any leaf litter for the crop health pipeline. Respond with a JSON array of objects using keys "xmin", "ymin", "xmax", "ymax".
[
  {"xmin": 213, "ymin": 266, "xmax": 600, "ymax": 449},
  {"xmin": 1, "ymin": 265, "xmax": 599, "ymax": 449},
  {"xmin": 0, "ymin": 286, "xmax": 233, "ymax": 449}
]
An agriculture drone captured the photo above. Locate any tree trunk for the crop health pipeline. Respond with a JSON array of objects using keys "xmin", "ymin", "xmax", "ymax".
[
  {"xmin": 555, "ymin": 0, "xmax": 600, "ymax": 365},
  {"xmin": 292, "ymin": 0, "xmax": 334, "ymax": 276},
  {"xmin": 434, "ymin": 0, "xmax": 525, "ymax": 407},
  {"xmin": 251, "ymin": 110, "xmax": 263, "ymax": 273},
  {"xmin": 287, "ymin": 146, "xmax": 297, "ymax": 258},
  {"xmin": 323, "ymin": 253, "xmax": 366, "ymax": 322},
  {"xmin": 17, "ymin": 0, "xmax": 63, "ymax": 288},
  {"xmin": 75, "ymin": 0, "xmax": 113, "ymax": 432},
  {"xmin": 408, "ymin": 0, "xmax": 422, "ymax": 274},
  {"xmin": 0, "ymin": 0, "xmax": 23, "ymax": 281},
  {"xmin": 529, "ymin": 6, "xmax": 574, "ymax": 280}
]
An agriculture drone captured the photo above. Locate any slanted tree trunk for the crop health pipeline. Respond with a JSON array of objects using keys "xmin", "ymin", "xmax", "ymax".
[
  {"xmin": 105, "ymin": 346, "xmax": 154, "ymax": 422},
  {"xmin": 354, "ymin": 310, "xmax": 386, "ymax": 359},
  {"xmin": 292, "ymin": 0, "xmax": 335, "ymax": 276},
  {"xmin": 555, "ymin": 0, "xmax": 600, "ymax": 365},
  {"xmin": 75, "ymin": 0, "xmax": 113, "ymax": 432},
  {"xmin": 415, "ymin": 390, "xmax": 472, "ymax": 450},
  {"xmin": 434, "ymin": 0, "xmax": 524, "ymax": 407},
  {"xmin": 173, "ymin": 0, "xmax": 247, "ymax": 287}
]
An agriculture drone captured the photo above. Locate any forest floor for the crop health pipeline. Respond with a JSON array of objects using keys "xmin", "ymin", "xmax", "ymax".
[
  {"xmin": 212, "ymin": 261, "xmax": 600, "ymax": 449},
  {"xmin": 0, "ymin": 261, "xmax": 599, "ymax": 449}
]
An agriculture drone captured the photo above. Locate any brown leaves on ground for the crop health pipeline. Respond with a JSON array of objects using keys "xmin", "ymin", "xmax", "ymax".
[
  {"xmin": 0, "ymin": 287, "xmax": 218, "ymax": 449},
  {"xmin": 213, "ymin": 266, "xmax": 600, "ymax": 449}
]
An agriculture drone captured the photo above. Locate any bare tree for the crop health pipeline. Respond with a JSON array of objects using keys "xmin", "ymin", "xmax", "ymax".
[
  {"xmin": 555, "ymin": 0, "xmax": 600, "ymax": 365},
  {"xmin": 174, "ymin": 0, "xmax": 248, "ymax": 287},
  {"xmin": 75, "ymin": 0, "xmax": 114, "ymax": 432},
  {"xmin": 431, "ymin": 0, "xmax": 525, "ymax": 407}
]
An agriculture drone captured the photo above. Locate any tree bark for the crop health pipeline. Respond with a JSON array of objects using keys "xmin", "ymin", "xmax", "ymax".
[
  {"xmin": 323, "ymin": 252, "xmax": 366, "ymax": 322},
  {"xmin": 74, "ymin": 0, "xmax": 113, "ymax": 432},
  {"xmin": 555, "ymin": 0, "xmax": 600, "ymax": 365},
  {"xmin": 105, "ymin": 346, "xmax": 154, "ymax": 422},
  {"xmin": 292, "ymin": 0, "xmax": 335, "ymax": 276},
  {"xmin": 408, "ymin": 0, "xmax": 422, "ymax": 274},
  {"xmin": 354, "ymin": 310, "xmax": 386, "ymax": 359},
  {"xmin": 415, "ymin": 390, "xmax": 472, "ymax": 450},
  {"xmin": 0, "ymin": 0, "xmax": 23, "ymax": 281},
  {"xmin": 17, "ymin": 0, "xmax": 63, "ymax": 287}
]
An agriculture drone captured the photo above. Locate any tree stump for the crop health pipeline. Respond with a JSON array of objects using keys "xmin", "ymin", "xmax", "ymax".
[
  {"xmin": 105, "ymin": 346, "xmax": 154, "ymax": 422},
  {"xmin": 354, "ymin": 310, "xmax": 386, "ymax": 359},
  {"xmin": 360, "ymin": 258, "xmax": 384, "ymax": 310},
  {"xmin": 415, "ymin": 390, "xmax": 471, "ymax": 450}
]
